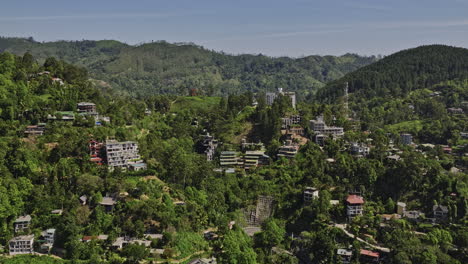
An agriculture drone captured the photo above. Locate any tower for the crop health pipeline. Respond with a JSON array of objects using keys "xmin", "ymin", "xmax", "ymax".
[{"xmin": 344, "ymin": 82, "xmax": 349, "ymax": 119}]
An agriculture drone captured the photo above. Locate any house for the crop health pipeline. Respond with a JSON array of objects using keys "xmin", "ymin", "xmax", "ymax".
[
  {"xmin": 129, "ymin": 162, "xmax": 147, "ymax": 171},
  {"xmin": 9, "ymin": 235, "xmax": 34, "ymax": 255},
  {"xmin": 241, "ymin": 139, "xmax": 264, "ymax": 151},
  {"xmin": 89, "ymin": 140, "xmax": 104, "ymax": 165},
  {"xmin": 79, "ymin": 195, "xmax": 88, "ymax": 205},
  {"xmin": 403, "ymin": 210, "xmax": 424, "ymax": 221},
  {"xmin": 266, "ymin": 88, "xmax": 296, "ymax": 109},
  {"xmin": 199, "ymin": 133, "xmax": 219, "ymax": 161},
  {"xmin": 82, "ymin": 234, "xmax": 108, "ymax": 242},
  {"xmin": 433, "ymin": 205, "xmax": 449, "ymax": 220},
  {"xmin": 350, "ymin": 142, "xmax": 370, "ymax": 157},
  {"xmin": 112, "ymin": 237, "xmax": 152, "ymax": 250},
  {"xmin": 303, "ymin": 187, "xmax": 319, "ymax": 202},
  {"xmin": 460, "ymin": 132, "xmax": 468, "ymax": 139},
  {"xmin": 77, "ymin": 102, "xmax": 97, "ymax": 113},
  {"xmin": 400, "ymin": 133, "xmax": 413, "ymax": 145},
  {"xmin": 397, "ymin": 202, "xmax": 406, "ymax": 215},
  {"xmin": 337, "ymin": 248, "xmax": 353, "ymax": 264},
  {"xmin": 447, "ymin": 107, "xmax": 464, "ymax": 114},
  {"xmin": 244, "ymin": 151, "xmax": 270, "ymax": 170},
  {"xmin": 360, "ymin": 249, "xmax": 379, "ymax": 263},
  {"xmin": 40, "ymin": 229, "xmax": 56, "ymax": 252},
  {"xmin": 310, "ymin": 116, "xmax": 344, "ymax": 145},
  {"xmin": 220, "ymin": 151, "xmax": 242, "ymax": 167},
  {"xmin": 47, "ymin": 111, "xmax": 75, "ymax": 121},
  {"xmin": 381, "ymin": 214, "xmax": 401, "ymax": 221},
  {"xmin": 51, "ymin": 209, "xmax": 63, "ymax": 215},
  {"xmin": 346, "ymin": 195, "xmax": 364, "ymax": 220},
  {"xmin": 188, "ymin": 258, "xmax": 217, "ymax": 264},
  {"xmin": 100, "ymin": 196, "xmax": 117, "ymax": 212},
  {"xmin": 277, "ymin": 140, "xmax": 299, "ymax": 159},
  {"xmin": 24, "ymin": 123, "xmax": 46, "ymax": 136},
  {"xmin": 105, "ymin": 140, "xmax": 145, "ymax": 170},
  {"xmin": 145, "ymin": 108, "xmax": 152, "ymax": 116},
  {"xmin": 14, "ymin": 215, "xmax": 31, "ymax": 233}
]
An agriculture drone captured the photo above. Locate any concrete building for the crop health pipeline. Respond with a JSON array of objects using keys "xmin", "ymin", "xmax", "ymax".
[
  {"xmin": 310, "ymin": 116, "xmax": 344, "ymax": 145},
  {"xmin": 266, "ymin": 88, "xmax": 296, "ymax": 109},
  {"xmin": 400, "ymin": 133, "xmax": 413, "ymax": 145},
  {"xmin": 346, "ymin": 195, "xmax": 364, "ymax": 220},
  {"xmin": 14, "ymin": 215, "xmax": 31, "ymax": 233},
  {"xmin": 9, "ymin": 235, "xmax": 34, "ymax": 255},
  {"xmin": 77, "ymin": 102, "xmax": 97, "ymax": 113},
  {"xmin": 89, "ymin": 140, "xmax": 104, "ymax": 165},
  {"xmin": 281, "ymin": 115, "xmax": 301, "ymax": 129},
  {"xmin": 244, "ymin": 151, "xmax": 270, "ymax": 170},
  {"xmin": 360, "ymin": 249, "xmax": 379, "ymax": 263},
  {"xmin": 200, "ymin": 133, "xmax": 218, "ymax": 161},
  {"xmin": 24, "ymin": 123, "xmax": 46, "ymax": 136},
  {"xmin": 277, "ymin": 141, "xmax": 299, "ymax": 159},
  {"xmin": 447, "ymin": 107, "xmax": 464, "ymax": 114},
  {"xmin": 337, "ymin": 248, "xmax": 353, "ymax": 264},
  {"xmin": 303, "ymin": 187, "xmax": 319, "ymax": 202},
  {"xmin": 105, "ymin": 140, "xmax": 145, "ymax": 170},
  {"xmin": 220, "ymin": 151, "xmax": 242, "ymax": 167},
  {"xmin": 100, "ymin": 196, "xmax": 117, "ymax": 212},
  {"xmin": 350, "ymin": 142, "xmax": 370, "ymax": 157},
  {"xmin": 433, "ymin": 205, "xmax": 449, "ymax": 220},
  {"xmin": 397, "ymin": 202, "xmax": 406, "ymax": 215}
]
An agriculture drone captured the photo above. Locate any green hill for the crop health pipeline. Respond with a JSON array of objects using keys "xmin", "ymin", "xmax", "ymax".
[
  {"xmin": 315, "ymin": 45, "xmax": 468, "ymax": 103},
  {"xmin": 0, "ymin": 37, "xmax": 376, "ymax": 97}
]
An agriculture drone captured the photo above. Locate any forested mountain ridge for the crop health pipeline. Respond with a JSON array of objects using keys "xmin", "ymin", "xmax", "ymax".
[
  {"xmin": 0, "ymin": 37, "xmax": 377, "ymax": 97},
  {"xmin": 316, "ymin": 45, "xmax": 468, "ymax": 103}
]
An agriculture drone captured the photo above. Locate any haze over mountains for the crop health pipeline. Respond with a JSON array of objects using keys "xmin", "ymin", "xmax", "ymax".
[{"xmin": 0, "ymin": 37, "xmax": 377, "ymax": 97}]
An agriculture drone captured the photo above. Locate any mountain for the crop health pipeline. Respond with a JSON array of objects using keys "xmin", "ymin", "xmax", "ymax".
[
  {"xmin": 315, "ymin": 45, "xmax": 468, "ymax": 103},
  {"xmin": 0, "ymin": 37, "xmax": 376, "ymax": 97}
]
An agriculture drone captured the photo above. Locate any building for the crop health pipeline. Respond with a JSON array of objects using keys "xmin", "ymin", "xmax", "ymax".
[
  {"xmin": 24, "ymin": 123, "xmax": 46, "ymax": 136},
  {"xmin": 244, "ymin": 151, "xmax": 270, "ymax": 170},
  {"xmin": 309, "ymin": 116, "xmax": 344, "ymax": 142},
  {"xmin": 89, "ymin": 140, "xmax": 104, "ymax": 165},
  {"xmin": 447, "ymin": 107, "xmax": 464, "ymax": 114},
  {"xmin": 100, "ymin": 196, "xmax": 117, "ymax": 212},
  {"xmin": 400, "ymin": 133, "xmax": 413, "ymax": 145},
  {"xmin": 315, "ymin": 134, "xmax": 326, "ymax": 146},
  {"xmin": 350, "ymin": 142, "xmax": 370, "ymax": 157},
  {"xmin": 397, "ymin": 202, "xmax": 406, "ymax": 215},
  {"xmin": 220, "ymin": 151, "xmax": 242, "ymax": 167},
  {"xmin": 346, "ymin": 195, "xmax": 364, "ymax": 220},
  {"xmin": 337, "ymin": 249, "xmax": 353, "ymax": 264},
  {"xmin": 188, "ymin": 258, "xmax": 217, "ymax": 264},
  {"xmin": 14, "ymin": 215, "xmax": 31, "ymax": 233},
  {"xmin": 241, "ymin": 139, "xmax": 264, "ymax": 151},
  {"xmin": 105, "ymin": 140, "xmax": 145, "ymax": 170},
  {"xmin": 461, "ymin": 132, "xmax": 468, "ymax": 139},
  {"xmin": 129, "ymin": 163, "xmax": 147, "ymax": 171},
  {"xmin": 47, "ymin": 111, "xmax": 75, "ymax": 121},
  {"xmin": 277, "ymin": 141, "xmax": 299, "ymax": 159},
  {"xmin": 77, "ymin": 102, "xmax": 97, "ymax": 113},
  {"xmin": 42, "ymin": 229, "xmax": 56, "ymax": 245},
  {"xmin": 433, "ymin": 205, "xmax": 448, "ymax": 220},
  {"xmin": 79, "ymin": 195, "xmax": 88, "ymax": 205},
  {"xmin": 9, "ymin": 235, "xmax": 34, "ymax": 255},
  {"xmin": 403, "ymin": 210, "xmax": 424, "ymax": 221},
  {"xmin": 199, "ymin": 133, "xmax": 218, "ymax": 161},
  {"xmin": 360, "ymin": 249, "xmax": 379, "ymax": 263},
  {"xmin": 111, "ymin": 237, "xmax": 152, "ymax": 250},
  {"xmin": 281, "ymin": 115, "xmax": 301, "ymax": 129},
  {"xmin": 303, "ymin": 187, "xmax": 319, "ymax": 202},
  {"xmin": 266, "ymin": 88, "xmax": 296, "ymax": 109}
]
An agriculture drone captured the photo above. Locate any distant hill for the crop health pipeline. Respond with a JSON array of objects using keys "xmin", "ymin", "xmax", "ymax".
[
  {"xmin": 315, "ymin": 45, "xmax": 468, "ymax": 103},
  {"xmin": 0, "ymin": 37, "xmax": 376, "ymax": 97}
]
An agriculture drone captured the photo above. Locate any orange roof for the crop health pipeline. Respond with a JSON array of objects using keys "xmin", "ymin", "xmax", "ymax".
[
  {"xmin": 360, "ymin": 249, "xmax": 379, "ymax": 258},
  {"xmin": 346, "ymin": 194, "xmax": 364, "ymax": 204}
]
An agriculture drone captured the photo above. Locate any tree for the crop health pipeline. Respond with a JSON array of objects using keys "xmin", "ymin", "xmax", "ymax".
[{"xmin": 219, "ymin": 227, "xmax": 257, "ymax": 264}]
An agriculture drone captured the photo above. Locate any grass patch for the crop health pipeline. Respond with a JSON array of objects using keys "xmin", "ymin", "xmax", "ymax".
[
  {"xmin": 170, "ymin": 96, "xmax": 221, "ymax": 113},
  {"xmin": 385, "ymin": 120, "xmax": 424, "ymax": 133}
]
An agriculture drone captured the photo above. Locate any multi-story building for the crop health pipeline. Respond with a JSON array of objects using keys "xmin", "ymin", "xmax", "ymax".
[
  {"xmin": 337, "ymin": 249, "xmax": 353, "ymax": 264},
  {"xmin": 89, "ymin": 140, "xmax": 104, "ymax": 165},
  {"xmin": 244, "ymin": 151, "xmax": 270, "ymax": 170},
  {"xmin": 281, "ymin": 115, "xmax": 301, "ymax": 129},
  {"xmin": 42, "ymin": 229, "xmax": 56, "ymax": 245},
  {"xmin": 350, "ymin": 142, "xmax": 370, "ymax": 157},
  {"xmin": 77, "ymin": 102, "xmax": 97, "ymax": 113},
  {"xmin": 200, "ymin": 133, "xmax": 218, "ymax": 161},
  {"xmin": 266, "ymin": 88, "xmax": 296, "ymax": 109},
  {"xmin": 400, "ymin": 133, "xmax": 413, "ymax": 145},
  {"xmin": 303, "ymin": 187, "xmax": 319, "ymax": 202},
  {"xmin": 105, "ymin": 140, "xmax": 145, "ymax": 170},
  {"xmin": 24, "ymin": 123, "xmax": 47, "ymax": 136},
  {"xmin": 278, "ymin": 140, "xmax": 299, "ymax": 159},
  {"xmin": 310, "ymin": 116, "xmax": 344, "ymax": 145},
  {"xmin": 220, "ymin": 151, "xmax": 242, "ymax": 167},
  {"xmin": 433, "ymin": 205, "xmax": 448, "ymax": 221},
  {"xmin": 14, "ymin": 215, "xmax": 31, "ymax": 233},
  {"xmin": 346, "ymin": 195, "xmax": 364, "ymax": 220},
  {"xmin": 9, "ymin": 235, "xmax": 34, "ymax": 255}
]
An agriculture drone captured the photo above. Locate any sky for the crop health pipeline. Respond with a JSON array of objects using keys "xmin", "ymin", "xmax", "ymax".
[{"xmin": 1, "ymin": 0, "xmax": 468, "ymax": 57}]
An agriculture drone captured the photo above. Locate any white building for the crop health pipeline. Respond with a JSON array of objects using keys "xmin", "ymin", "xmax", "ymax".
[
  {"xmin": 9, "ymin": 235, "xmax": 34, "ymax": 255},
  {"xmin": 266, "ymin": 88, "xmax": 296, "ymax": 109},
  {"xmin": 303, "ymin": 187, "xmax": 319, "ymax": 202},
  {"xmin": 346, "ymin": 195, "xmax": 364, "ymax": 220},
  {"xmin": 14, "ymin": 215, "xmax": 31, "ymax": 233},
  {"xmin": 281, "ymin": 115, "xmax": 301, "ymax": 129},
  {"xmin": 350, "ymin": 142, "xmax": 370, "ymax": 157},
  {"xmin": 105, "ymin": 140, "xmax": 145, "ymax": 170},
  {"xmin": 310, "ymin": 116, "xmax": 344, "ymax": 143}
]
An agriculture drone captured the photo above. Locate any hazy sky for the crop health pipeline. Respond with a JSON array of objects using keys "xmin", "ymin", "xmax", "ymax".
[{"xmin": 1, "ymin": 0, "xmax": 467, "ymax": 57}]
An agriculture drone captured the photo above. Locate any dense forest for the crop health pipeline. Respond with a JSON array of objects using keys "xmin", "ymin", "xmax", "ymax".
[
  {"xmin": 0, "ymin": 47, "xmax": 467, "ymax": 264},
  {"xmin": 0, "ymin": 37, "xmax": 377, "ymax": 97}
]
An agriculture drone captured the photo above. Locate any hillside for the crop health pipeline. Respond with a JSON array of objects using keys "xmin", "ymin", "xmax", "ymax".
[
  {"xmin": 315, "ymin": 45, "xmax": 468, "ymax": 103},
  {"xmin": 0, "ymin": 37, "xmax": 376, "ymax": 97}
]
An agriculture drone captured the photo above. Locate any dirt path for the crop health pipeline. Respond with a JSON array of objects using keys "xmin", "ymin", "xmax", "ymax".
[{"xmin": 334, "ymin": 224, "xmax": 391, "ymax": 253}]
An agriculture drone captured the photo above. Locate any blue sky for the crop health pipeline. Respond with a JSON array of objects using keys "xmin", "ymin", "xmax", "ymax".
[{"xmin": 1, "ymin": 0, "xmax": 467, "ymax": 57}]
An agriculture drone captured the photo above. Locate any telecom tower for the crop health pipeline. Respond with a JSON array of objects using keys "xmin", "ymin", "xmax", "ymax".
[{"xmin": 344, "ymin": 82, "xmax": 349, "ymax": 119}]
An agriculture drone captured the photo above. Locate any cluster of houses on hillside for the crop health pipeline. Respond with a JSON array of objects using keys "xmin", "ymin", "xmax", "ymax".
[{"xmin": 8, "ymin": 215, "xmax": 57, "ymax": 255}]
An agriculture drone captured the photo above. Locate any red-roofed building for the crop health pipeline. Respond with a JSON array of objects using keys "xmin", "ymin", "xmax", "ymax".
[
  {"xmin": 346, "ymin": 194, "xmax": 364, "ymax": 220},
  {"xmin": 89, "ymin": 140, "xmax": 104, "ymax": 165},
  {"xmin": 360, "ymin": 249, "xmax": 379, "ymax": 263}
]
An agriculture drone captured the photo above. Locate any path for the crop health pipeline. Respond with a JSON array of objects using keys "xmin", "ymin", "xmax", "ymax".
[{"xmin": 334, "ymin": 224, "xmax": 391, "ymax": 253}]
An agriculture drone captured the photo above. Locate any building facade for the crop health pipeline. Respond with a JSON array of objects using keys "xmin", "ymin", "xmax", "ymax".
[
  {"xmin": 9, "ymin": 235, "xmax": 34, "ymax": 255},
  {"xmin": 105, "ymin": 140, "xmax": 145, "ymax": 170}
]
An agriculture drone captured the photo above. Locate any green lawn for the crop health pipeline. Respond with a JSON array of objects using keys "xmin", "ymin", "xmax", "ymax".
[
  {"xmin": 170, "ymin": 96, "xmax": 221, "ymax": 113},
  {"xmin": 385, "ymin": 120, "xmax": 424, "ymax": 133}
]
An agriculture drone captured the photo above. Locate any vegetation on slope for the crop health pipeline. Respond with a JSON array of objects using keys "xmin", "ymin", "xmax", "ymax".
[{"xmin": 0, "ymin": 37, "xmax": 376, "ymax": 97}]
